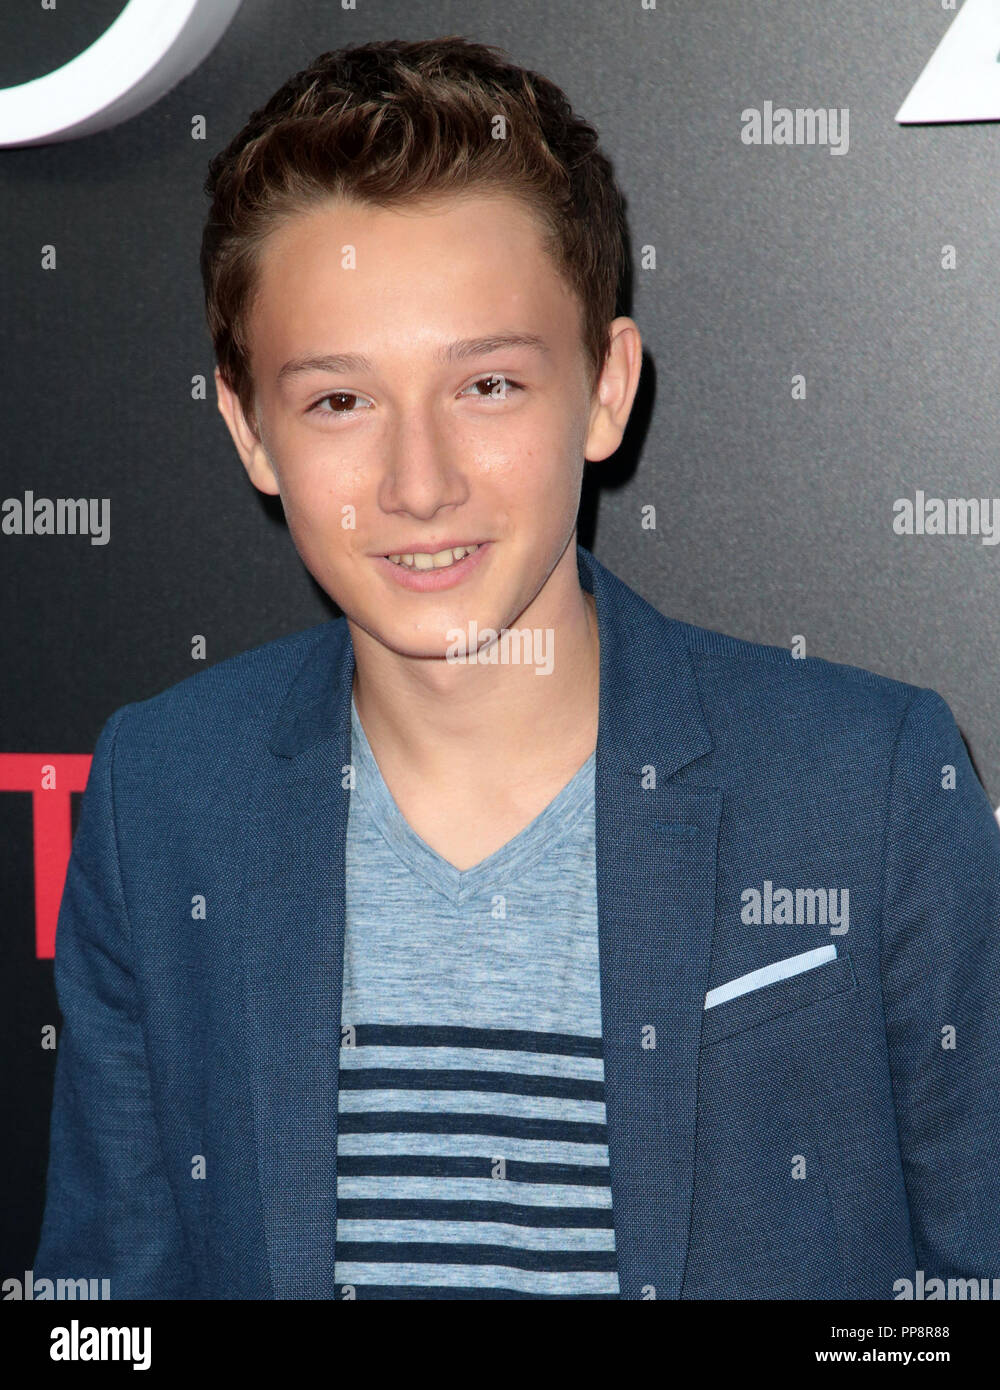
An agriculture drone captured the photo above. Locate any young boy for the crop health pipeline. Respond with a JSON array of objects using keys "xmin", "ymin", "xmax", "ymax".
[{"xmin": 34, "ymin": 36, "xmax": 1000, "ymax": 1300}]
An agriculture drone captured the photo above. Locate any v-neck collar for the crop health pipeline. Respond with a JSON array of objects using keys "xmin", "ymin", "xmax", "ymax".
[{"xmin": 349, "ymin": 694, "xmax": 596, "ymax": 906}]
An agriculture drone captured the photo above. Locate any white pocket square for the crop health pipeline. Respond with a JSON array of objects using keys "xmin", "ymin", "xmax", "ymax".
[{"xmin": 704, "ymin": 944, "xmax": 838, "ymax": 1010}]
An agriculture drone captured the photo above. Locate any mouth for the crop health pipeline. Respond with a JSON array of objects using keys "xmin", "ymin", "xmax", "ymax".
[
  {"xmin": 383, "ymin": 543, "xmax": 482, "ymax": 572},
  {"xmin": 374, "ymin": 540, "xmax": 491, "ymax": 591}
]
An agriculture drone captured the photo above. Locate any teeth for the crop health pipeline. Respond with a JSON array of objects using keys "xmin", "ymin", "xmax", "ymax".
[{"xmin": 386, "ymin": 544, "xmax": 479, "ymax": 570}]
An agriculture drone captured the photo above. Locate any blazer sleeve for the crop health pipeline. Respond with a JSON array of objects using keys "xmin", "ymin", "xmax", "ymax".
[
  {"xmin": 881, "ymin": 686, "xmax": 1000, "ymax": 1281},
  {"xmin": 33, "ymin": 705, "xmax": 197, "ymax": 1298}
]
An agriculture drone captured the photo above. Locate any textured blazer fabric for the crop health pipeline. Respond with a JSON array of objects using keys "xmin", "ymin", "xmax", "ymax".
[{"xmin": 34, "ymin": 544, "xmax": 1000, "ymax": 1298}]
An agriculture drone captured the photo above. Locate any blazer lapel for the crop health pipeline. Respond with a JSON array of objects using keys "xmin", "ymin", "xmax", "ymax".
[
  {"xmin": 240, "ymin": 620, "xmax": 355, "ymax": 1300},
  {"xmin": 578, "ymin": 547, "xmax": 721, "ymax": 1300}
]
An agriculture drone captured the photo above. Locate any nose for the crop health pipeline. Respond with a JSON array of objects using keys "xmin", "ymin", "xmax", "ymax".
[{"xmin": 377, "ymin": 407, "xmax": 470, "ymax": 519}]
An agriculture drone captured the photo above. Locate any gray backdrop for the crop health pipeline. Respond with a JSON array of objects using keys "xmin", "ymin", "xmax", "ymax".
[{"xmin": 2, "ymin": 0, "xmax": 998, "ymax": 1271}]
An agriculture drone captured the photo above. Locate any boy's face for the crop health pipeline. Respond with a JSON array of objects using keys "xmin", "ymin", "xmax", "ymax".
[{"xmin": 216, "ymin": 190, "xmax": 639, "ymax": 659}]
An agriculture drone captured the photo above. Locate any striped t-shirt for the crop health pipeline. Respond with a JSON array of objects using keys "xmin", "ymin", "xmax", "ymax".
[{"xmin": 333, "ymin": 694, "xmax": 619, "ymax": 1299}]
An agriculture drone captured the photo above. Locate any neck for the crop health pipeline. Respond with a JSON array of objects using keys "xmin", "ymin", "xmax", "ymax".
[{"xmin": 348, "ymin": 543, "xmax": 600, "ymax": 786}]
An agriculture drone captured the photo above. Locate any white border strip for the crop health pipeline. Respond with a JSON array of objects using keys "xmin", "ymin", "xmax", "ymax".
[{"xmin": 704, "ymin": 944, "xmax": 837, "ymax": 1011}]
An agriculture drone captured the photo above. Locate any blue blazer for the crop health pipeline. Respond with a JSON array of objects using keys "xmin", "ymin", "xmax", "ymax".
[{"xmin": 34, "ymin": 543, "xmax": 1000, "ymax": 1299}]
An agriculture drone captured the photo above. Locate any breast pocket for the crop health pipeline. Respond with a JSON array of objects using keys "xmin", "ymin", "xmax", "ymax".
[{"xmin": 700, "ymin": 951, "xmax": 857, "ymax": 1047}]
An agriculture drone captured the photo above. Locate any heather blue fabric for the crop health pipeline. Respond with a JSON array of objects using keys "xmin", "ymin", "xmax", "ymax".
[
  {"xmin": 33, "ymin": 543, "xmax": 1000, "ymax": 1299},
  {"xmin": 336, "ymin": 699, "xmax": 617, "ymax": 1298}
]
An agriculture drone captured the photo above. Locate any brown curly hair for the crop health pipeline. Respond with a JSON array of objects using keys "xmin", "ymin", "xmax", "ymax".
[{"xmin": 200, "ymin": 35, "xmax": 629, "ymax": 435}]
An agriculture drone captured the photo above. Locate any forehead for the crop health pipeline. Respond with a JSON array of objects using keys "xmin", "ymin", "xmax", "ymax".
[{"xmin": 247, "ymin": 191, "xmax": 582, "ymax": 374}]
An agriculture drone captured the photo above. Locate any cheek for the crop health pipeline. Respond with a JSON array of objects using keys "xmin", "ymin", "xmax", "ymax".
[
  {"xmin": 524, "ymin": 436, "xmax": 583, "ymax": 509},
  {"xmin": 480, "ymin": 417, "xmax": 577, "ymax": 488},
  {"xmin": 278, "ymin": 484, "xmax": 355, "ymax": 570},
  {"xmin": 280, "ymin": 451, "xmax": 369, "ymax": 527}
]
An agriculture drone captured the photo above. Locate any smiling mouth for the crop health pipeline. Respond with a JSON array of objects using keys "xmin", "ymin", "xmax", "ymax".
[{"xmin": 385, "ymin": 544, "xmax": 481, "ymax": 571}]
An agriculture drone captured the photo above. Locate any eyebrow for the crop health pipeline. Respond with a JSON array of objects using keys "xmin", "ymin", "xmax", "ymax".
[{"xmin": 276, "ymin": 333, "xmax": 550, "ymax": 383}]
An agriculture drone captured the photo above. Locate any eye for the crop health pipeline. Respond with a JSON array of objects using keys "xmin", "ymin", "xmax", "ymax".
[
  {"xmin": 461, "ymin": 374, "xmax": 524, "ymax": 400},
  {"xmin": 306, "ymin": 375, "xmax": 524, "ymax": 421},
  {"xmin": 308, "ymin": 390, "xmax": 373, "ymax": 417}
]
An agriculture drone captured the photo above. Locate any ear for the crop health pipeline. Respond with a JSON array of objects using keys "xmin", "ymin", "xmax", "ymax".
[
  {"xmin": 584, "ymin": 317, "xmax": 643, "ymax": 464},
  {"xmin": 214, "ymin": 367, "xmax": 280, "ymax": 496}
]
